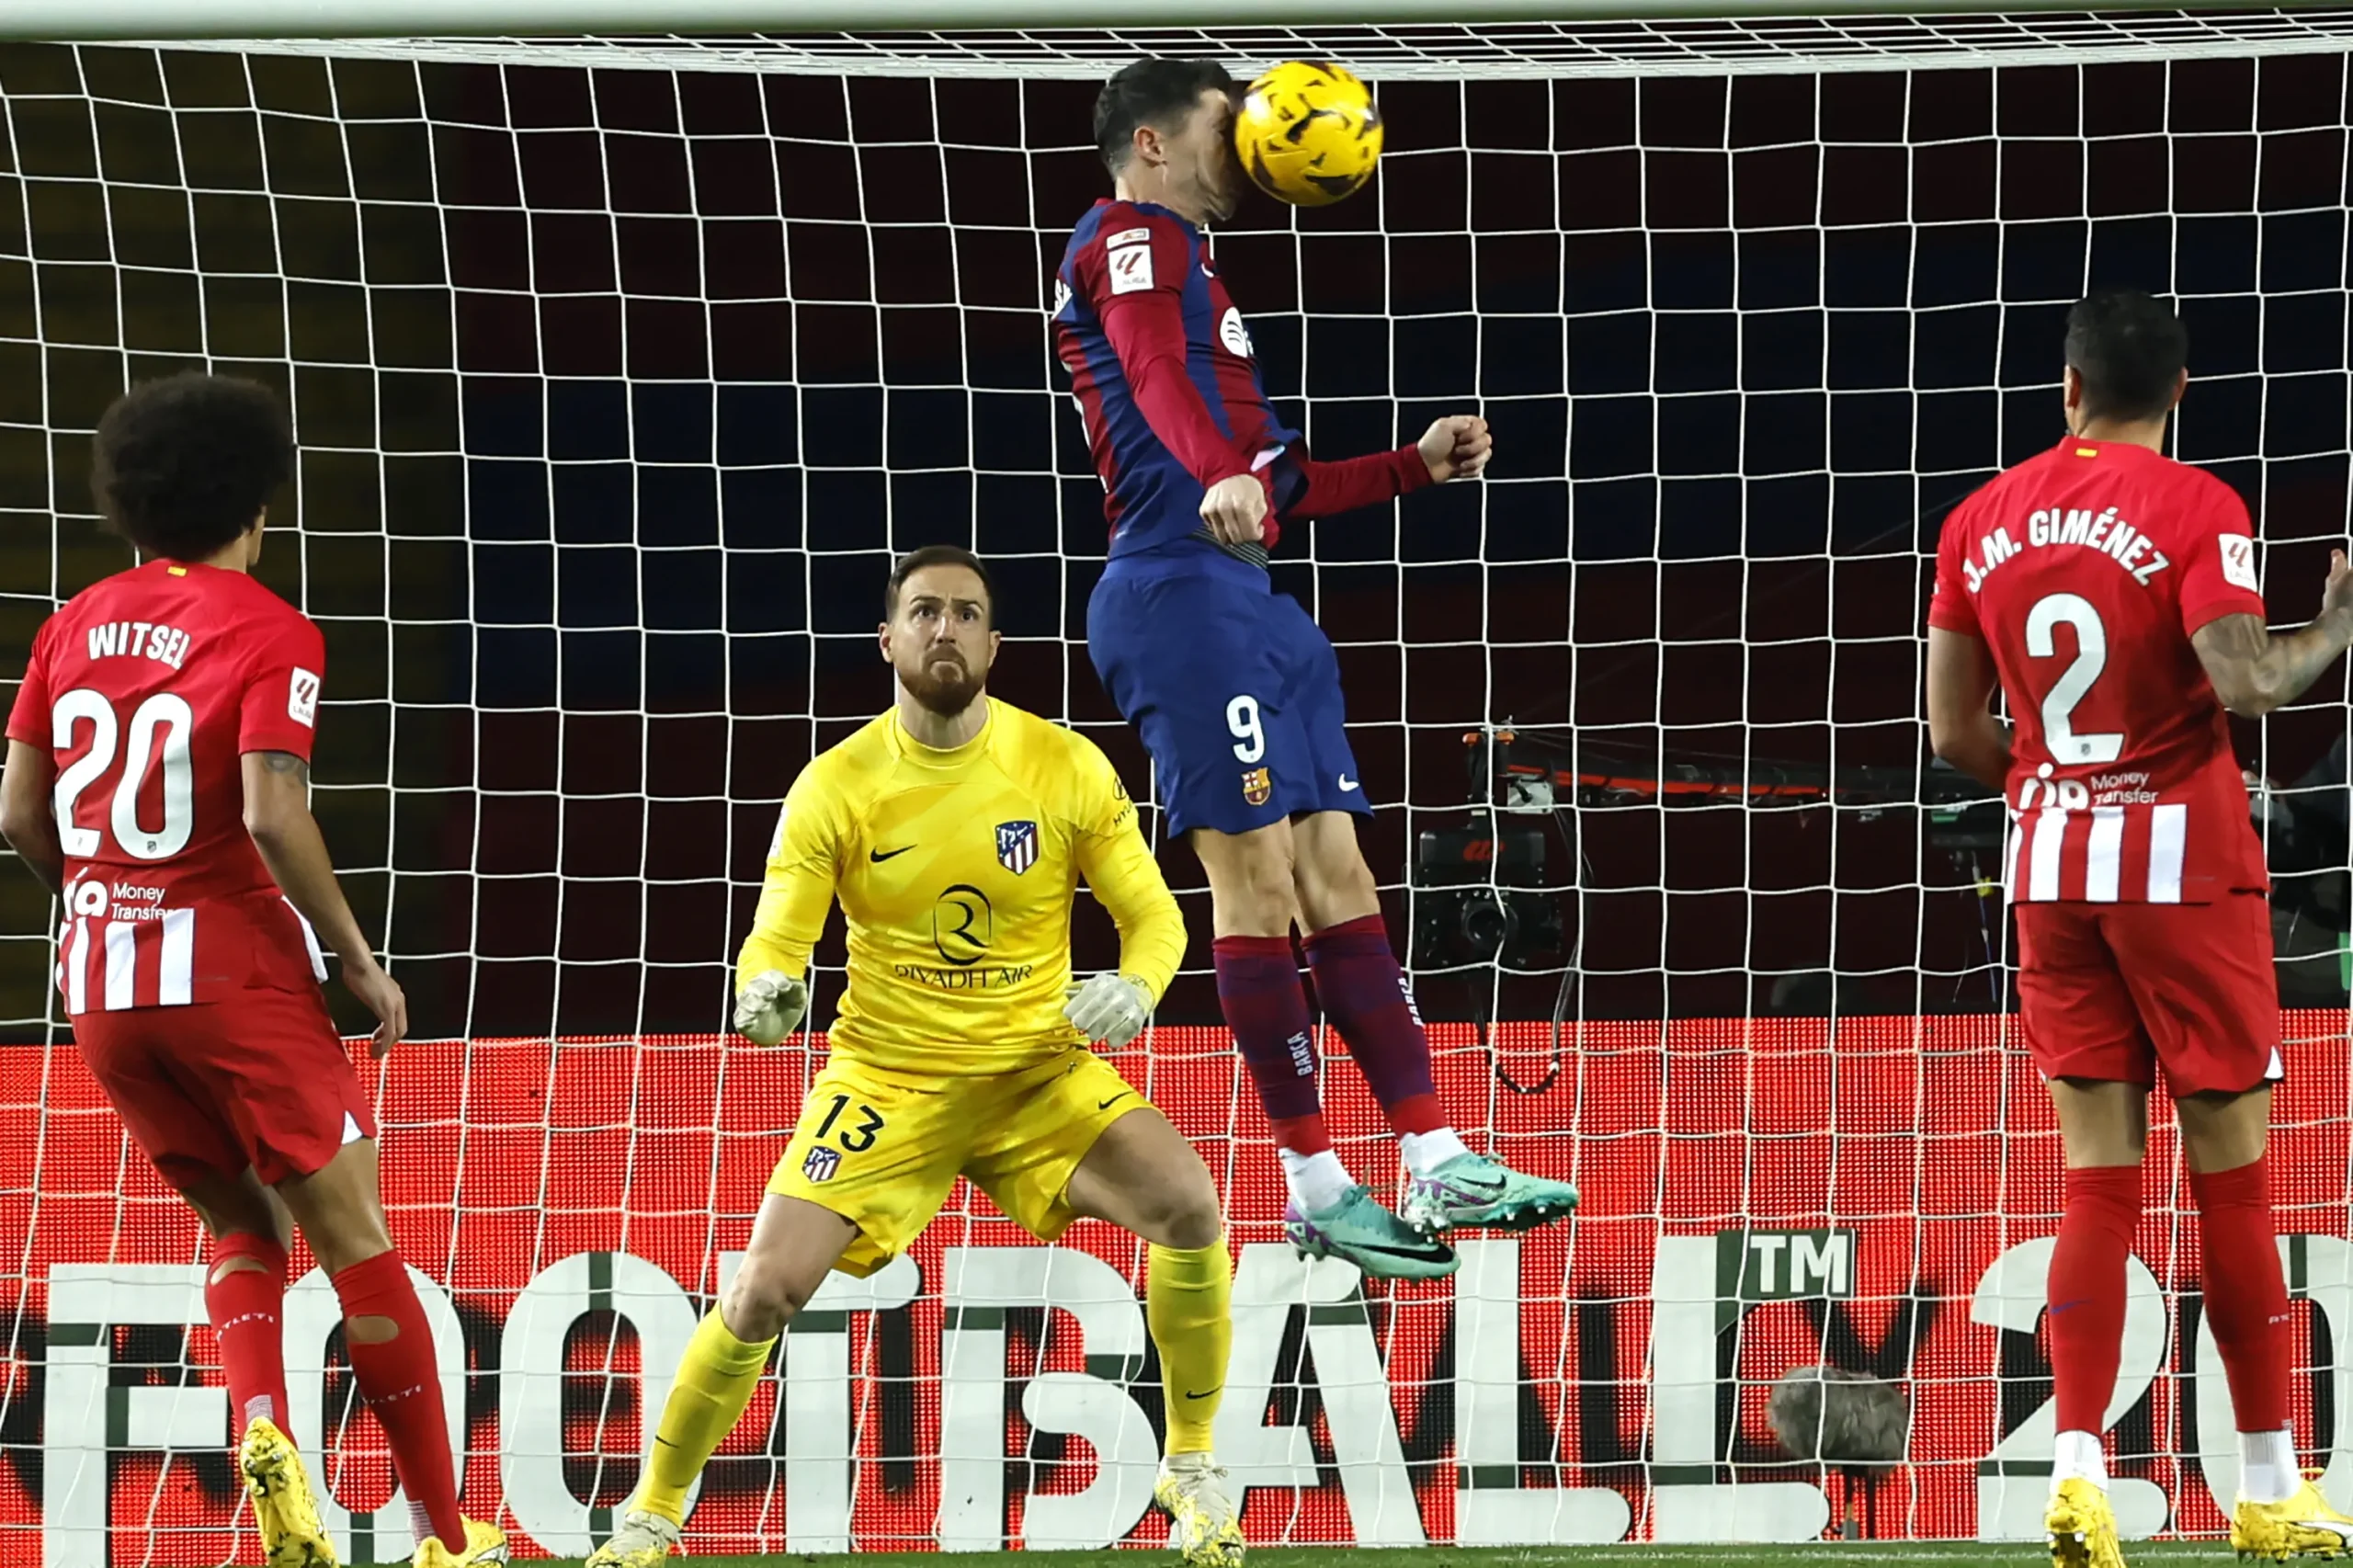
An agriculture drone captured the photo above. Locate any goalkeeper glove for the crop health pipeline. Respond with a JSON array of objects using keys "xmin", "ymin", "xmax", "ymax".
[
  {"xmin": 1063, "ymin": 971, "xmax": 1154, "ymax": 1050},
  {"xmin": 733, "ymin": 969, "xmax": 810, "ymax": 1046}
]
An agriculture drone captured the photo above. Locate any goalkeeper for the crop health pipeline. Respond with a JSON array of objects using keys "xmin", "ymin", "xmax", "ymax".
[
  {"xmin": 589, "ymin": 546, "xmax": 1243, "ymax": 1568},
  {"xmin": 1053, "ymin": 58, "xmax": 1577, "ymax": 1279}
]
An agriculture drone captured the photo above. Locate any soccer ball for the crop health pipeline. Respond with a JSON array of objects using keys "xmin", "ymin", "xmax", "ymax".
[{"xmin": 1234, "ymin": 60, "xmax": 1382, "ymax": 208}]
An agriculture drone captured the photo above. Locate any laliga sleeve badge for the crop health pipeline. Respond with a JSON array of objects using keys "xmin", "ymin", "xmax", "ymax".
[{"xmin": 1241, "ymin": 767, "xmax": 1272, "ymax": 806}]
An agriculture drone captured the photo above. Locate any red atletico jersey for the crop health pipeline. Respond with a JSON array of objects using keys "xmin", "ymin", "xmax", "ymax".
[
  {"xmin": 1928, "ymin": 437, "xmax": 2269, "ymax": 904},
  {"xmin": 6, "ymin": 562, "xmax": 327, "ymax": 1012}
]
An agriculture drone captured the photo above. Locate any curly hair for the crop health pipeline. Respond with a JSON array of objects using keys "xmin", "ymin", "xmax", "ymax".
[{"xmin": 91, "ymin": 372, "xmax": 293, "ymax": 561}]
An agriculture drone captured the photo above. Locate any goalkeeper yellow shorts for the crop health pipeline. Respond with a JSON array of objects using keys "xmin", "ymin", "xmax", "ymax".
[{"xmin": 767, "ymin": 1047, "xmax": 1149, "ymax": 1278}]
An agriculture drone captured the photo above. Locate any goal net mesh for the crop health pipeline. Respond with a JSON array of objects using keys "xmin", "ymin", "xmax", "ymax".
[{"xmin": 5, "ymin": 12, "xmax": 2353, "ymax": 1557}]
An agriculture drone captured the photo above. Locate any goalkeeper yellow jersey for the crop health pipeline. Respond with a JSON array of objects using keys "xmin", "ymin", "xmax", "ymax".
[{"xmin": 736, "ymin": 697, "xmax": 1187, "ymax": 1073}]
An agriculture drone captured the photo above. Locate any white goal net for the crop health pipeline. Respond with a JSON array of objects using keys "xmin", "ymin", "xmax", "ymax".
[{"xmin": 6, "ymin": 9, "xmax": 2353, "ymax": 1558}]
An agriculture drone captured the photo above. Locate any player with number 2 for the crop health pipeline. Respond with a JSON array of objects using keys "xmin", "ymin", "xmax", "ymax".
[
  {"xmin": 1053, "ymin": 58, "xmax": 1577, "ymax": 1280},
  {"xmin": 1927, "ymin": 289, "xmax": 2353, "ymax": 1568},
  {"xmin": 0, "ymin": 374, "xmax": 503, "ymax": 1568}
]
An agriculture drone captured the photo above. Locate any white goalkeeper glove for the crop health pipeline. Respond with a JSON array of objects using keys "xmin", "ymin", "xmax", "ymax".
[
  {"xmin": 1063, "ymin": 971, "xmax": 1154, "ymax": 1051},
  {"xmin": 733, "ymin": 968, "xmax": 810, "ymax": 1046}
]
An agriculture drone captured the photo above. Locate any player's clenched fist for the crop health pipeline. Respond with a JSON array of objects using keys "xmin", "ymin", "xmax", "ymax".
[
  {"xmin": 733, "ymin": 968, "xmax": 810, "ymax": 1046},
  {"xmin": 1063, "ymin": 971, "xmax": 1154, "ymax": 1050},
  {"xmin": 1419, "ymin": 415, "xmax": 1492, "ymax": 483},
  {"xmin": 1199, "ymin": 472, "xmax": 1269, "ymax": 545}
]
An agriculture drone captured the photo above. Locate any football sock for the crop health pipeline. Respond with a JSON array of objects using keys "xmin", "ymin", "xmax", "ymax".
[
  {"xmin": 637, "ymin": 1306, "xmax": 779, "ymax": 1526},
  {"xmin": 1149, "ymin": 1238, "xmax": 1233, "ymax": 1456},
  {"xmin": 1276, "ymin": 1147, "xmax": 1353, "ymax": 1213},
  {"xmin": 207, "ymin": 1231, "xmax": 290, "ymax": 1440},
  {"xmin": 328, "ymin": 1251, "xmax": 466, "ymax": 1550},
  {"xmin": 1399, "ymin": 1129, "xmax": 1472, "ymax": 1177},
  {"xmin": 2241, "ymin": 1425, "xmax": 2299, "ymax": 1506},
  {"xmin": 2052, "ymin": 1428, "xmax": 2109, "ymax": 1493},
  {"xmin": 1214, "ymin": 934, "xmax": 1329, "ymax": 1165},
  {"xmin": 2047, "ymin": 1163, "xmax": 2141, "ymax": 1439},
  {"xmin": 1303, "ymin": 915, "xmax": 1445, "ymax": 1137},
  {"xmin": 2191, "ymin": 1155, "xmax": 2293, "ymax": 1492}
]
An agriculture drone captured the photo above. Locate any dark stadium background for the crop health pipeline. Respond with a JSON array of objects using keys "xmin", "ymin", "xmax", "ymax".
[{"xmin": 0, "ymin": 45, "xmax": 2347, "ymax": 1040}]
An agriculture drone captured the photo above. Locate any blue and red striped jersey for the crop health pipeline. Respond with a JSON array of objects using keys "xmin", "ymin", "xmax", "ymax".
[
  {"xmin": 1053, "ymin": 197, "xmax": 1438, "ymax": 564},
  {"xmin": 1053, "ymin": 199, "xmax": 1302, "ymax": 559}
]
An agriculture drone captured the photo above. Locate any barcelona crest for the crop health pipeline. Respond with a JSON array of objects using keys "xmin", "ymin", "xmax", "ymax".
[
  {"xmin": 996, "ymin": 820, "xmax": 1040, "ymax": 875},
  {"xmin": 1241, "ymin": 767, "xmax": 1272, "ymax": 806}
]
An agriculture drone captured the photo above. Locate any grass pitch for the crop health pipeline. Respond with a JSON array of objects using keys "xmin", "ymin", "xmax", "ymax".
[{"xmin": 536, "ymin": 1546, "xmax": 2236, "ymax": 1567}]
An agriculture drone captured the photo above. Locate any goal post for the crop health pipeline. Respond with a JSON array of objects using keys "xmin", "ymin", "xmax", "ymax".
[
  {"xmin": 0, "ymin": 0, "xmax": 2327, "ymax": 42},
  {"xmin": 3, "ymin": 9, "xmax": 2353, "ymax": 1558}
]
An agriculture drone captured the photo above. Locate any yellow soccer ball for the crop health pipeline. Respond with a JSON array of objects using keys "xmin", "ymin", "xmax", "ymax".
[{"xmin": 1234, "ymin": 60, "xmax": 1382, "ymax": 208}]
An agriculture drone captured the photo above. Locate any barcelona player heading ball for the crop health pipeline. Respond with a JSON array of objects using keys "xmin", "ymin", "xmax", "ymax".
[{"xmin": 1053, "ymin": 59, "xmax": 1579, "ymax": 1278}]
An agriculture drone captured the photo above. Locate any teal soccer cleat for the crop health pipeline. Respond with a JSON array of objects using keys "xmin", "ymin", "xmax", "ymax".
[
  {"xmin": 1399, "ymin": 1152, "xmax": 1578, "ymax": 1234},
  {"xmin": 1284, "ymin": 1186, "xmax": 1459, "ymax": 1279}
]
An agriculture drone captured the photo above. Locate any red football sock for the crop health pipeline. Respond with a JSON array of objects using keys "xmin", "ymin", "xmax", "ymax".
[
  {"xmin": 1303, "ymin": 915, "xmax": 1444, "ymax": 1135},
  {"xmin": 2190, "ymin": 1157, "xmax": 2292, "ymax": 1435},
  {"xmin": 330, "ymin": 1251, "xmax": 465, "ymax": 1550},
  {"xmin": 207, "ymin": 1232, "xmax": 290, "ymax": 1442},
  {"xmin": 2048, "ymin": 1164, "xmax": 2142, "ymax": 1437},
  {"xmin": 1214, "ymin": 934, "xmax": 1328, "ymax": 1153}
]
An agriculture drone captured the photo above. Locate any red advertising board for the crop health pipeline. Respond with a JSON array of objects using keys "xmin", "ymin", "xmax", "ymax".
[{"xmin": 6, "ymin": 1014, "xmax": 2352, "ymax": 1560}]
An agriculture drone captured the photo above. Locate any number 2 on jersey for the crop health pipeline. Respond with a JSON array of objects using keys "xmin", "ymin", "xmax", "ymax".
[
  {"xmin": 2025, "ymin": 593, "xmax": 2124, "ymax": 766},
  {"xmin": 51, "ymin": 687, "xmax": 196, "ymax": 860}
]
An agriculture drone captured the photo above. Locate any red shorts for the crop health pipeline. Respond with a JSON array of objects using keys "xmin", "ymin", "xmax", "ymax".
[
  {"xmin": 73, "ymin": 986, "xmax": 377, "ymax": 1188},
  {"xmin": 2015, "ymin": 892, "xmax": 2282, "ymax": 1098}
]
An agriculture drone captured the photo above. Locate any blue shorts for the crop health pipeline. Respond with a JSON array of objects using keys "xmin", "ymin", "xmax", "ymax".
[{"xmin": 1087, "ymin": 553, "xmax": 1370, "ymax": 838}]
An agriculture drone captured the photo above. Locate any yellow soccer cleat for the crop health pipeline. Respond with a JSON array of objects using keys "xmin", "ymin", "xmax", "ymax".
[
  {"xmin": 1156, "ymin": 1452, "xmax": 1245, "ymax": 1568},
  {"xmin": 2232, "ymin": 1470, "xmax": 2353, "ymax": 1562},
  {"xmin": 2047, "ymin": 1476, "xmax": 2129, "ymax": 1568},
  {"xmin": 412, "ymin": 1517, "xmax": 509, "ymax": 1568},
  {"xmin": 585, "ymin": 1508, "xmax": 683, "ymax": 1568},
  {"xmin": 238, "ymin": 1417, "xmax": 337, "ymax": 1568}
]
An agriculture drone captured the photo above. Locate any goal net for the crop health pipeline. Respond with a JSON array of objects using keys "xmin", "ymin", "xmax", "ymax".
[{"xmin": 6, "ymin": 9, "xmax": 2353, "ymax": 1558}]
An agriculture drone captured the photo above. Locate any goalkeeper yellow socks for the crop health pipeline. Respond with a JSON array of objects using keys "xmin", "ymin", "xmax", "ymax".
[
  {"xmin": 1148, "ymin": 1238, "xmax": 1233, "ymax": 1456},
  {"xmin": 634, "ymin": 1307, "xmax": 778, "ymax": 1524}
]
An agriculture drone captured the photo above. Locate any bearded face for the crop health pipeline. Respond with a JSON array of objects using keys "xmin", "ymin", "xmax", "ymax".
[{"xmin": 882, "ymin": 563, "xmax": 997, "ymax": 720}]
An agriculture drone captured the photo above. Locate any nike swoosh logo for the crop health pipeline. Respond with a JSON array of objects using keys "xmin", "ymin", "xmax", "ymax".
[
  {"xmin": 2049, "ymin": 1299, "xmax": 2088, "ymax": 1313},
  {"xmin": 1097, "ymin": 1093, "xmax": 1132, "ymax": 1110},
  {"xmin": 1184, "ymin": 1387, "xmax": 1222, "ymax": 1401},
  {"xmin": 1338, "ymin": 776, "xmax": 1360, "ymax": 791},
  {"xmin": 1445, "ymin": 1176, "xmax": 1507, "ymax": 1194},
  {"xmin": 869, "ymin": 846, "xmax": 915, "ymax": 862}
]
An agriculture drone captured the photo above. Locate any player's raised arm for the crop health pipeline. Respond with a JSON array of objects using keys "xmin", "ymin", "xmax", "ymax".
[
  {"xmin": 1282, "ymin": 415, "xmax": 1495, "ymax": 521},
  {"xmin": 733, "ymin": 771, "xmax": 845, "ymax": 1045},
  {"xmin": 1063, "ymin": 743, "xmax": 1185, "ymax": 1050},
  {"xmin": 2193, "ymin": 547, "xmax": 2353, "ymax": 718}
]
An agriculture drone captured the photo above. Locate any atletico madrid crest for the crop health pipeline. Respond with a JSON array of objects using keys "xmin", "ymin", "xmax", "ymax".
[
  {"xmin": 1241, "ymin": 767, "xmax": 1272, "ymax": 806},
  {"xmin": 996, "ymin": 820, "xmax": 1039, "ymax": 875},
  {"xmin": 802, "ymin": 1146, "xmax": 841, "ymax": 1184}
]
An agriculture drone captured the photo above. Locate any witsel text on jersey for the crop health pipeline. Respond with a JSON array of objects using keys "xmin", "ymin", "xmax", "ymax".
[
  {"xmin": 1960, "ymin": 506, "xmax": 2171, "ymax": 594},
  {"xmin": 85, "ymin": 620, "xmax": 190, "ymax": 670}
]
